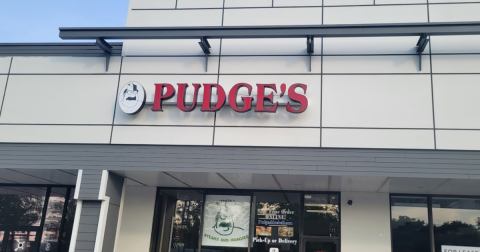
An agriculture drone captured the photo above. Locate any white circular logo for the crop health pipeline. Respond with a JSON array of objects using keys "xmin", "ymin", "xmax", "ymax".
[{"xmin": 118, "ymin": 81, "xmax": 146, "ymax": 115}]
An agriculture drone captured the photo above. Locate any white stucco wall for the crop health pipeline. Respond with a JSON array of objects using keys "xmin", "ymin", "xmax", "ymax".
[{"xmin": 341, "ymin": 192, "xmax": 392, "ymax": 252}]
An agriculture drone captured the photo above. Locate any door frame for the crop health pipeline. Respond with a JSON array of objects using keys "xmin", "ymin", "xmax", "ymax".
[{"xmin": 302, "ymin": 237, "xmax": 340, "ymax": 252}]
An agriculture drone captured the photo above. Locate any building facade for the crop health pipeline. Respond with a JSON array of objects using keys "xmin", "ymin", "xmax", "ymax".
[{"xmin": 1, "ymin": 1, "xmax": 480, "ymax": 252}]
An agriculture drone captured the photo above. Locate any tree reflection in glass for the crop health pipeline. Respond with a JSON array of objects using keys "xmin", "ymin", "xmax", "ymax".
[
  {"xmin": 432, "ymin": 197, "xmax": 480, "ymax": 251},
  {"xmin": 162, "ymin": 190, "xmax": 203, "ymax": 252},
  {"xmin": 39, "ymin": 188, "xmax": 67, "ymax": 252},
  {"xmin": 391, "ymin": 196, "xmax": 430, "ymax": 252},
  {"xmin": 0, "ymin": 187, "xmax": 46, "ymax": 227},
  {"xmin": 59, "ymin": 191, "xmax": 76, "ymax": 252},
  {"xmin": 172, "ymin": 200, "xmax": 202, "ymax": 252},
  {"xmin": 303, "ymin": 194, "xmax": 339, "ymax": 237}
]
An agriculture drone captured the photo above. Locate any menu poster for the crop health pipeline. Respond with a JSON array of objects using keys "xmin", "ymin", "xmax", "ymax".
[
  {"xmin": 201, "ymin": 195, "xmax": 251, "ymax": 248},
  {"xmin": 253, "ymin": 204, "xmax": 298, "ymax": 248}
]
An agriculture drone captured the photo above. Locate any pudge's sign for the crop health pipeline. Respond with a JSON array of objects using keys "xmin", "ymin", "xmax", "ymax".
[{"xmin": 118, "ymin": 82, "xmax": 308, "ymax": 115}]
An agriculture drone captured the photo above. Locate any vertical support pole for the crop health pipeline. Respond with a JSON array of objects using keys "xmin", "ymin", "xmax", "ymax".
[
  {"xmin": 96, "ymin": 38, "xmax": 113, "ymax": 72},
  {"xmin": 105, "ymin": 52, "xmax": 111, "ymax": 72},
  {"xmin": 416, "ymin": 33, "xmax": 429, "ymax": 72},
  {"xmin": 307, "ymin": 36, "xmax": 314, "ymax": 72},
  {"xmin": 198, "ymin": 37, "xmax": 211, "ymax": 73},
  {"xmin": 419, "ymin": 53, "xmax": 422, "ymax": 72},
  {"xmin": 309, "ymin": 54, "xmax": 312, "ymax": 72},
  {"xmin": 205, "ymin": 53, "xmax": 209, "ymax": 73}
]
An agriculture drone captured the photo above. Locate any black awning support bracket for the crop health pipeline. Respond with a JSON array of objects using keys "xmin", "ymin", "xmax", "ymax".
[
  {"xmin": 198, "ymin": 37, "xmax": 211, "ymax": 72},
  {"xmin": 416, "ymin": 33, "xmax": 429, "ymax": 71},
  {"xmin": 95, "ymin": 38, "xmax": 113, "ymax": 72},
  {"xmin": 307, "ymin": 36, "xmax": 314, "ymax": 72}
]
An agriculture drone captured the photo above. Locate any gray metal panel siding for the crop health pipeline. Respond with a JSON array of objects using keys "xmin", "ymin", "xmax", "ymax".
[
  {"xmin": 79, "ymin": 170, "xmax": 103, "ymax": 200},
  {"xmin": 1, "ymin": 143, "xmax": 480, "ymax": 179},
  {"xmin": 76, "ymin": 201, "xmax": 101, "ymax": 252},
  {"xmin": 106, "ymin": 172, "xmax": 124, "ymax": 205}
]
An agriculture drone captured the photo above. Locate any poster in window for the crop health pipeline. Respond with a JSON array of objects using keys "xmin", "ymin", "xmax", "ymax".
[{"xmin": 201, "ymin": 195, "xmax": 251, "ymax": 248}]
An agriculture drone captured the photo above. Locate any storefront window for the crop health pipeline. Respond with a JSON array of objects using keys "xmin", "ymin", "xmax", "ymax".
[
  {"xmin": 252, "ymin": 192, "xmax": 300, "ymax": 252},
  {"xmin": 432, "ymin": 197, "xmax": 480, "ymax": 251},
  {"xmin": 303, "ymin": 194, "xmax": 339, "ymax": 237},
  {"xmin": 202, "ymin": 193, "xmax": 251, "ymax": 252},
  {"xmin": 152, "ymin": 190, "xmax": 341, "ymax": 252},
  {"xmin": 5, "ymin": 231, "xmax": 37, "ymax": 252},
  {"xmin": 0, "ymin": 186, "xmax": 75, "ymax": 252},
  {"xmin": 59, "ymin": 189, "xmax": 76, "ymax": 252},
  {"xmin": 391, "ymin": 196, "xmax": 430, "ymax": 252},
  {"xmin": 0, "ymin": 187, "xmax": 46, "ymax": 226},
  {"xmin": 0, "ymin": 231, "xmax": 4, "ymax": 252},
  {"xmin": 156, "ymin": 190, "xmax": 203, "ymax": 252},
  {"xmin": 39, "ymin": 188, "xmax": 67, "ymax": 252}
]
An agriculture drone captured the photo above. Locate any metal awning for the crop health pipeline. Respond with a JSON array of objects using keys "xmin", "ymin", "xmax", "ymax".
[
  {"xmin": 59, "ymin": 22, "xmax": 480, "ymax": 39},
  {"xmin": 57, "ymin": 22, "xmax": 480, "ymax": 72},
  {"xmin": 0, "ymin": 43, "xmax": 123, "ymax": 57}
]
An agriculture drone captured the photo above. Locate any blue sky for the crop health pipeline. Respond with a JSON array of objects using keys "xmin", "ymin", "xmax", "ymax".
[{"xmin": 0, "ymin": 0, "xmax": 130, "ymax": 43}]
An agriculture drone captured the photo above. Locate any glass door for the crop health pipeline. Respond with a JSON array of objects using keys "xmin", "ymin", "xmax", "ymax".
[
  {"xmin": 304, "ymin": 239, "xmax": 339, "ymax": 252},
  {"xmin": 0, "ymin": 228, "xmax": 39, "ymax": 252}
]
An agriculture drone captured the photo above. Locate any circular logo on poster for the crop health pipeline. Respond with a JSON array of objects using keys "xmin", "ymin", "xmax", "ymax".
[{"xmin": 118, "ymin": 81, "xmax": 146, "ymax": 115}]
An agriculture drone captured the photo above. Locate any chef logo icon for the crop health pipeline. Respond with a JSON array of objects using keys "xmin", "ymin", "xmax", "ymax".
[
  {"xmin": 118, "ymin": 81, "xmax": 146, "ymax": 115},
  {"xmin": 213, "ymin": 202, "xmax": 244, "ymax": 236}
]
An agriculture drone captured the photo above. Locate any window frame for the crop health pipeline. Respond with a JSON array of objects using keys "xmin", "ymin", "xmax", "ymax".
[
  {"xmin": 0, "ymin": 184, "xmax": 76, "ymax": 252},
  {"xmin": 150, "ymin": 187, "xmax": 341, "ymax": 252},
  {"xmin": 389, "ymin": 193, "xmax": 480, "ymax": 252}
]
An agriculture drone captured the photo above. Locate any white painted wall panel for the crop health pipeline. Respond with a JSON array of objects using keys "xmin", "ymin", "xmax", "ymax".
[
  {"xmin": 215, "ymin": 75, "xmax": 321, "ymax": 127},
  {"xmin": 115, "ymin": 186, "xmax": 156, "ymax": 252},
  {"xmin": 129, "ymin": 0, "xmax": 176, "ymax": 9},
  {"xmin": 223, "ymin": 8, "xmax": 322, "ymax": 26},
  {"xmin": 274, "ymin": 0, "xmax": 322, "ymax": 7},
  {"xmin": 221, "ymin": 38, "xmax": 322, "ymax": 56},
  {"xmin": 324, "ymin": 5, "xmax": 428, "ymax": 24},
  {"xmin": 220, "ymin": 56, "xmax": 321, "ymax": 74},
  {"xmin": 377, "ymin": 0, "xmax": 425, "ymax": 3},
  {"xmin": 10, "ymin": 57, "xmax": 121, "ymax": 74},
  {"xmin": 341, "ymin": 192, "xmax": 392, "ymax": 252},
  {"xmin": 177, "ymin": 0, "xmax": 223, "ymax": 8},
  {"xmin": 0, "ymin": 75, "xmax": 118, "ymax": 124},
  {"xmin": 123, "ymin": 39, "xmax": 221, "ymax": 56},
  {"xmin": 432, "ymin": 55, "xmax": 480, "ymax": 73},
  {"xmin": 127, "ymin": 9, "xmax": 223, "ymax": 27},
  {"xmin": 111, "ymin": 126, "xmax": 213, "ymax": 145},
  {"xmin": 430, "ymin": 35, "xmax": 480, "ymax": 54},
  {"xmin": 121, "ymin": 57, "xmax": 219, "ymax": 74},
  {"xmin": 322, "ymin": 129, "xmax": 434, "ymax": 149},
  {"xmin": 214, "ymin": 127, "xmax": 320, "ymax": 147},
  {"xmin": 323, "ymin": 55, "xmax": 430, "ymax": 73},
  {"xmin": 0, "ymin": 76, "xmax": 8, "ymax": 114},
  {"xmin": 324, "ymin": 37, "xmax": 429, "ymax": 55},
  {"xmin": 430, "ymin": 3, "xmax": 480, "ymax": 22},
  {"xmin": 324, "ymin": 0, "xmax": 372, "ymax": 5},
  {"xmin": 0, "ymin": 57, "xmax": 11, "ymax": 74},
  {"xmin": 0, "ymin": 125, "xmax": 111, "ymax": 144},
  {"xmin": 430, "ymin": 0, "xmax": 479, "ymax": 2},
  {"xmin": 433, "ymin": 75, "xmax": 480, "ymax": 129},
  {"xmin": 322, "ymin": 75, "xmax": 433, "ymax": 128},
  {"xmin": 224, "ymin": 0, "xmax": 272, "ymax": 8},
  {"xmin": 436, "ymin": 130, "xmax": 480, "ymax": 150},
  {"xmin": 114, "ymin": 75, "xmax": 217, "ymax": 126}
]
